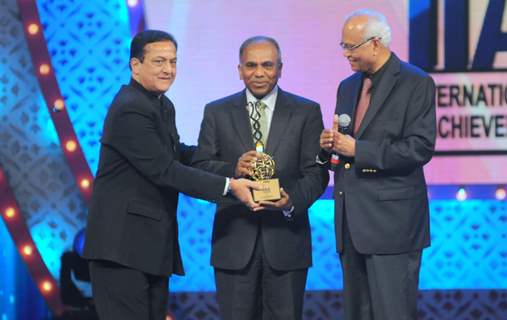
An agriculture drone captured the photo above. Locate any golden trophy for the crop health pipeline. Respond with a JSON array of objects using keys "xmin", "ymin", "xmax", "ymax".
[{"xmin": 249, "ymin": 149, "xmax": 281, "ymax": 202}]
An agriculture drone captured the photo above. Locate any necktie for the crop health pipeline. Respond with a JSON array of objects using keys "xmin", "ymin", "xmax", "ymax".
[
  {"xmin": 353, "ymin": 77, "xmax": 373, "ymax": 134},
  {"xmin": 249, "ymin": 100, "xmax": 268, "ymax": 149}
]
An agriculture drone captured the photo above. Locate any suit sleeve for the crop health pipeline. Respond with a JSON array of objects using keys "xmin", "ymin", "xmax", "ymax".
[
  {"xmin": 192, "ymin": 104, "xmax": 236, "ymax": 176},
  {"xmin": 104, "ymin": 103, "xmax": 225, "ymax": 202},
  {"xmin": 355, "ymin": 75, "xmax": 436, "ymax": 171},
  {"xmin": 284, "ymin": 105, "xmax": 329, "ymax": 214},
  {"xmin": 179, "ymin": 143, "xmax": 196, "ymax": 166}
]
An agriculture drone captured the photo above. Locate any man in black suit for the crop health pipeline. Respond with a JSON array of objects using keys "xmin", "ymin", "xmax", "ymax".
[
  {"xmin": 318, "ymin": 10, "xmax": 436, "ymax": 320},
  {"xmin": 192, "ymin": 36, "xmax": 329, "ymax": 320},
  {"xmin": 83, "ymin": 30, "xmax": 261, "ymax": 320}
]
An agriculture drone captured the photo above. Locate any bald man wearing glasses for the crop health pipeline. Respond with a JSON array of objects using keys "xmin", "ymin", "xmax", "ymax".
[{"xmin": 318, "ymin": 10, "xmax": 436, "ymax": 320}]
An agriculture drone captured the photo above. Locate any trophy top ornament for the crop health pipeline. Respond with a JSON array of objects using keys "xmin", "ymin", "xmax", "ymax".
[{"xmin": 249, "ymin": 152, "xmax": 275, "ymax": 181}]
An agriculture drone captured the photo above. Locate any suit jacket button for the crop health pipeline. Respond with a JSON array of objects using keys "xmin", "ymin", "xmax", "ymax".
[
  {"xmin": 344, "ymin": 163, "xmax": 351, "ymax": 170},
  {"xmin": 338, "ymin": 191, "xmax": 343, "ymax": 196}
]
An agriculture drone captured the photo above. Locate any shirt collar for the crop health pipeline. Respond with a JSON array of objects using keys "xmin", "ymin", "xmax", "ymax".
[
  {"xmin": 245, "ymin": 85, "xmax": 278, "ymax": 111},
  {"xmin": 365, "ymin": 53, "xmax": 393, "ymax": 89},
  {"xmin": 130, "ymin": 78, "xmax": 164, "ymax": 101}
]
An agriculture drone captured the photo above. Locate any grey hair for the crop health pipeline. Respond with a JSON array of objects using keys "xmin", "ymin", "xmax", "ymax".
[{"xmin": 345, "ymin": 9, "xmax": 392, "ymax": 48}]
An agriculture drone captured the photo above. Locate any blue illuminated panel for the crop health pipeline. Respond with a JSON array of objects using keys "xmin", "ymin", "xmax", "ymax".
[
  {"xmin": 35, "ymin": 0, "xmax": 131, "ymax": 175},
  {"xmin": 171, "ymin": 196, "xmax": 507, "ymax": 292},
  {"xmin": 0, "ymin": 221, "xmax": 52, "ymax": 320}
]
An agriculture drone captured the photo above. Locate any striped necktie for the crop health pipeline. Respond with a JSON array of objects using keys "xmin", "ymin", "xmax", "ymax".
[{"xmin": 249, "ymin": 100, "xmax": 268, "ymax": 149}]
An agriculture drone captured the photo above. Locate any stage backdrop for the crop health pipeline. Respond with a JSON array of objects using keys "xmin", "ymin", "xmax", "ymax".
[
  {"xmin": 145, "ymin": 0, "xmax": 507, "ymax": 185},
  {"xmin": 1, "ymin": 1, "xmax": 506, "ymax": 318}
]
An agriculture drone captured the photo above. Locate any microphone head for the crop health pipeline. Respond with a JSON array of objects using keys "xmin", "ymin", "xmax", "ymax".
[{"xmin": 338, "ymin": 114, "xmax": 351, "ymax": 128}]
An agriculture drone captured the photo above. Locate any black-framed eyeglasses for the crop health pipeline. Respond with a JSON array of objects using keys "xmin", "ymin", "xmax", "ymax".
[{"xmin": 339, "ymin": 37, "xmax": 379, "ymax": 51}]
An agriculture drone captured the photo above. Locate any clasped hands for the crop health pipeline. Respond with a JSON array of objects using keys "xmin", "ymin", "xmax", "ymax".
[
  {"xmin": 233, "ymin": 150, "xmax": 292, "ymax": 212},
  {"xmin": 320, "ymin": 115, "xmax": 356, "ymax": 157}
]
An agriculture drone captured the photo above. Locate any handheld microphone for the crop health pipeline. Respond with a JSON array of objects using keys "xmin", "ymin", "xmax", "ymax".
[{"xmin": 330, "ymin": 114, "xmax": 352, "ymax": 170}]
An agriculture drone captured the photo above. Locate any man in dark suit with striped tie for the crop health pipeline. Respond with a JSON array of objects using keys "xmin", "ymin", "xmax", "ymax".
[{"xmin": 192, "ymin": 36, "xmax": 329, "ymax": 320}]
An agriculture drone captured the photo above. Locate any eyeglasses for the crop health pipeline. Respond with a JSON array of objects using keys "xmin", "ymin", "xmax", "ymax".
[{"xmin": 339, "ymin": 37, "xmax": 379, "ymax": 51}]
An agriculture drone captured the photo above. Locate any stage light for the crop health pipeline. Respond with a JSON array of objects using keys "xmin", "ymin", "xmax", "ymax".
[
  {"xmin": 127, "ymin": 0, "xmax": 139, "ymax": 7},
  {"xmin": 495, "ymin": 187, "xmax": 506, "ymax": 201},
  {"xmin": 22, "ymin": 245, "xmax": 33, "ymax": 256},
  {"xmin": 456, "ymin": 187, "xmax": 467, "ymax": 201},
  {"xmin": 5, "ymin": 207, "xmax": 16, "ymax": 219},
  {"xmin": 41, "ymin": 280, "xmax": 53, "ymax": 293},
  {"xmin": 27, "ymin": 23, "xmax": 39, "ymax": 35},
  {"xmin": 53, "ymin": 98, "xmax": 65, "ymax": 111},
  {"xmin": 80, "ymin": 178, "xmax": 91, "ymax": 189},
  {"xmin": 65, "ymin": 140, "xmax": 77, "ymax": 152},
  {"xmin": 39, "ymin": 64, "xmax": 50, "ymax": 75}
]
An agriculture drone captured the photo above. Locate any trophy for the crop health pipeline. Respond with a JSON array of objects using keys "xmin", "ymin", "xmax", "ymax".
[{"xmin": 249, "ymin": 143, "xmax": 281, "ymax": 202}]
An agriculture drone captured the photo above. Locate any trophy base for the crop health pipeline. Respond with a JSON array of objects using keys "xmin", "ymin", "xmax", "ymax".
[{"xmin": 252, "ymin": 179, "xmax": 281, "ymax": 202}]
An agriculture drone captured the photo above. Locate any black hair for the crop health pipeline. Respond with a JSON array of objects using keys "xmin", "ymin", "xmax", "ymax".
[{"xmin": 130, "ymin": 29, "xmax": 177, "ymax": 62}]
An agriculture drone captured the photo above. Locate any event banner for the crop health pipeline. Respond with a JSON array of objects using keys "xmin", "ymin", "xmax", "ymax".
[{"xmin": 412, "ymin": 0, "xmax": 507, "ymax": 184}]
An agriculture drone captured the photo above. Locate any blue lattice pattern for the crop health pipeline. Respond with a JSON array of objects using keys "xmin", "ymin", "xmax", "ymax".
[
  {"xmin": 0, "ymin": 0, "xmax": 88, "ymax": 280},
  {"xmin": 171, "ymin": 197, "xmax": 341, "ymax": 291},
  {"xmin": 2, "ymin": 0, "xmax": 507, "ymax": 302},
  {"xmin": 172, "ymin": 196, "xmax": 217, "ymax": 291},
  {"xmin": 36, "ymin": 0, "xmax": 132, "ymax": 174},
  {"xmin": 166, "ymin": 290, "xmax": 507, "ymax": 320},
  {"xmin": 421, "ymin": 200, "xmax": 507, "ymax": 289},
  {"xmin": 172, "ymin": 197, "xmax": 507, "ymax": 291}
]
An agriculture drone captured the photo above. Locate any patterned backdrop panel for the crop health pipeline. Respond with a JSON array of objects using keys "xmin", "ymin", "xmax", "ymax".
[
  {"xmin": 36, "ymin": 0, "xmax": 132, "ymax": 174},
  {"xmin": 422, "ymin": 200, "xmax": 507, "ymax": 289},
  {"xmin": 166, "ymin": 290, "xmax": 507, "ymax": 320},
  {"xmin": 0, "ymin": 0, "xmax": 88, "ymax": 279},
  {"xmin": 172, "ymin": 198, "xmax": 507, "ymax": 291},
  {"xmin": 1, "ymin": 0, "xmax": 507, "ymax": 306},
  {"xmin": 170, "ymin": 198, "xmax": 343, "ymax": 292}
]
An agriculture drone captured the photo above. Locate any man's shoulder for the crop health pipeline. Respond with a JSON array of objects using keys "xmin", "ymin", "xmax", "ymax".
[
  {"xmin": 339, "ymin": 72, "xmax": 362, "ymax": 90},
  {"xmin": 109, "ymin": 84, "xmax": 154, "ymax": 113},
  {"xmin": 281, "ymin": 90, "xmax": 318, "ymax": 105},
  {"xmin": 399, "ymin": 59, "xmax": 431, "ymax": 80},
  {"xmin": 205, "ymin": 91, "xmax": 244, "ymax": 109}
]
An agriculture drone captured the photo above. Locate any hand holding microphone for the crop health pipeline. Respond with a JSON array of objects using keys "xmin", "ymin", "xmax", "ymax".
[{"xmin": 330, "ymin": 114, "xmax": 352, "ymax": 169}]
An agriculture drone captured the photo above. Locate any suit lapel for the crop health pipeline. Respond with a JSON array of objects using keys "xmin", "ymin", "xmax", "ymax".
[
  {"xmin": 356, "ymin": 55, "xmax": 400, "ymax": 138},
  {"xmin": 265, "ymin": 89, "xmax": 292, "ymax": 154},
  {"xmin": 230, "ymin": 91, "xmax": 255, "ymax": 151}
]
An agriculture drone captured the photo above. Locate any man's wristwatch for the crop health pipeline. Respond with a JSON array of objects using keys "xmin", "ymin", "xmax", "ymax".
[
  {"xmin": 316, "ymin": 149, "xmax": 331, "ymax": 165},
  {"xmin": 224, "ymin": 177, "xmax": 232, "ymax": 196}
]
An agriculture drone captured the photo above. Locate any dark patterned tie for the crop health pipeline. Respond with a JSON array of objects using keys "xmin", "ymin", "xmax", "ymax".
[
  {"xmin": 249, "ymin": 101, "xmax": 268, "ymax": 149},
  {"xmin": 354, "ymin": 77, "xmax": 373, "ymax": 134}
]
